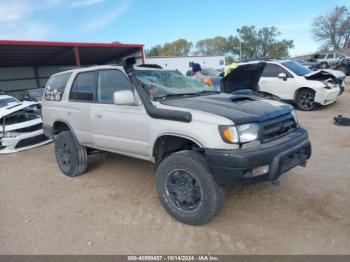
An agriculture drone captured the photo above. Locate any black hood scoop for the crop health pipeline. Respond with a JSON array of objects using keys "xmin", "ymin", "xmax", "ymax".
[
  {"xmin": 230, "ymin": 95, "xmax": 256, "ymax": 103},
  {"xmin": 160, "ymin": 93, "xmax": 293, "ymax": 125}
]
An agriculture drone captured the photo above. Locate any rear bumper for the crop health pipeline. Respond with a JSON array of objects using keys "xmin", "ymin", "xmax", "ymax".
[{"xmin": 205, "ymin": 128, "xmax": 311, "ymax": 185}]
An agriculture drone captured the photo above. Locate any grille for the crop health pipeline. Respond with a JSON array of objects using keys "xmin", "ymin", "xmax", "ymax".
[
  {"xmin": 15, "ymin": 134, "xmax": 49, "ymax": 149},
  {"xmin": 14, "ymin": 123, "xmax": 42, "ymax": 133},
  {"xmin": 261, "ymin": 114, "xmax": 296, "ymax": 143}
]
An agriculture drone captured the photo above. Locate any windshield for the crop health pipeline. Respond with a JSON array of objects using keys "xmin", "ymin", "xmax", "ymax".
[
  {"xmin": 0, "ymin": 97, "xmax": 20, "ymax": 108},
  {"xmin": 135, "ymin": 70, "xmax": 217, "ymax": 100},
  {"xmin": 282, "ymin": 61, "xmax": 312, "ymax": 76}
]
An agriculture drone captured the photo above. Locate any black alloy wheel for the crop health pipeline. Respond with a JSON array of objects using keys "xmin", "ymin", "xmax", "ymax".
[{"xmin": 165, "ymin": 169, "xmax": 202, "ymax": 212}]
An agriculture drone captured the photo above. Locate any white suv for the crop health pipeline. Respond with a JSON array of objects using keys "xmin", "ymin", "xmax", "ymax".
[
  {"xmin": 259, "ymin": 60, "xmax": 344, "ymax": 111},
  {"xmin": 42, "ymin": 59, "xmax": 311, "ymax": 225},
  {"xmin": 314, "ymin": 53, "xmax": 345, "ymax": 68}
]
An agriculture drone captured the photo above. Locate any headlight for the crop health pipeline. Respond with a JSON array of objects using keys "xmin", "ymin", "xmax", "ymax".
[
  {"xmin": 1, "ymin": 132, "xmax": 18, "ymax": 138},
  {"xmin": 291, "ymin": 110, "xmax": 298, "ymax": 124},
  {"xmin": 322, "ymin": 80, "xmax": 336, "ymax": 89},
  {"xmin": 237, "ymin": 123, "xmax": 259, "ymax": 143},
  {"xmin": 219, "ymin": 123, "xmax": 259, "ymax": 144}
]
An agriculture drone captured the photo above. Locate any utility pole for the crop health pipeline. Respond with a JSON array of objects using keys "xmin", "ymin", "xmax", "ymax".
[{"xmin": 237, "ymin": 28, "xmax": 242, "ymax": 61}]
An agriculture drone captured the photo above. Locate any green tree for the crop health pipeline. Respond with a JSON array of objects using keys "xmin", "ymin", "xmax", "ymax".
[
  {"xmin": 226, "ymin": 26, "xmax": 294, "ymax": 60},
  {"xmin": 146, "ymin": 44, "xmax": 163, "ymax": 56},
  {"xmin": 257, "ymin": 26, "xmax": 294, "ymax": 58},
  {"xmin": 162, "ymin": 39, "xmax": 193, "ymax": 56},
  {"xmin": 195, "ymin": 36, "xmax": 229, "ymax": 56}
]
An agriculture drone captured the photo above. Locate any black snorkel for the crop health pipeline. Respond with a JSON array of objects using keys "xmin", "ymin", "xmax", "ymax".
[{"xmin": 123, "ymin": 57, "xmax": 192, "ymax": 123}]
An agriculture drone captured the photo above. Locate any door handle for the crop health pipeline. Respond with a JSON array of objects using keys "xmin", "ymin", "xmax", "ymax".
[{"xmin": 95, "ymin": 114, "xmax": 103, "ymax": 119}]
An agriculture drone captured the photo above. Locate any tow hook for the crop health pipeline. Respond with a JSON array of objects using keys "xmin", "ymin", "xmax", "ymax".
[{"xmin": 272, "ymin": 180, "xmax": 280, "ymax": 186}]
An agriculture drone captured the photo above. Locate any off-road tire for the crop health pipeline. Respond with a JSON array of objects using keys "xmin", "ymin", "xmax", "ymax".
[
  {"xmin": 55, "ymin": 131, "xmax": 88, "ymax": 177},
  {"xmin": 156, "ymin": 150, "xmax": 225, "ymax": 225},
  {"xmin": 295, "ymin": 89, "xmax": 317, "ymax": 111}
]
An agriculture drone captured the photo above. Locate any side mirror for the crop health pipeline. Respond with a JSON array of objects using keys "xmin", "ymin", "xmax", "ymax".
[
  {"xmin": 278, "ymin": 73, "xmax": 287, "ymax": 81},
  {"xmin": 113, "ymin": 90, "xmax": 137, "ymax": 106}
]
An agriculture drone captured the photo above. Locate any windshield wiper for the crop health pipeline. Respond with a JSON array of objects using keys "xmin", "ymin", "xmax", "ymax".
[
  {"xmin": 155, "ymin": 93, "xmax": 198, "ymax": 100},
  {"xmin": 197, "ymin": 90, "xmax": 220, "ymax": 95},
  {"xmin": 155, "ymin": 90, "xmax": 220, "ymax": 101}
]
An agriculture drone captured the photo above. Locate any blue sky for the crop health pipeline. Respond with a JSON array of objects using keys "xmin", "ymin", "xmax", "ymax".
[{"xmin": 1, "ymin": 0, "xmax": 350, "ymax": 56}]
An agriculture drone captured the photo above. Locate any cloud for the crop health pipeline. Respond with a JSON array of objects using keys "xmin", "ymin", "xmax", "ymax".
[
  {"xmin": 0, "ymin": 1, "xmax": 31, "ymax": 22},
  {"xmin": 70, "ymin": 0, "xmax": 106, "ymax": 8},
  {"xmin": 0, "ymin": 0, "xmax": 55, "ymax": 40},
  {"xmin": 82, "ymin": 0, "xmax": 130, "ymax": 32},
  {"xmin": 0, "ymin": 21, "xmax": 52, "ymax": 40}
]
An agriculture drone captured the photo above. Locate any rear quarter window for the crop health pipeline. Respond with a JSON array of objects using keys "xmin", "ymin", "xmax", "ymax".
[
  {"xmin": 44, "ymin": 72, "xmax": 72, "ymax": 101},
  {"xmin": 69, "ymin": 71, "xmax": 97, "ymax": 102}
]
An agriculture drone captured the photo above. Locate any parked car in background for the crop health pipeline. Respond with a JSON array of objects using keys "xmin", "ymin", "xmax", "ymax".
[
  {"xmin": 294, "ymin": 60, "xmax": 320, "ymax": 71},
  {"xmin": 258, "ymin": 60, "xmax": 344, "ymax": 111},
  {"xmin": 0, "ymin": 95, "xmax": 50, "ymax": 154},
  {"xmin": 331, "ymin": 56, "xmax": 350, "ymax": 76},
  {"xmin": 221, "ymin": 61, "xmax": 281, "ymax": 100},
  {"xmin": 311, "ymin": 52, "xmax": 346, "ymax": 69}
]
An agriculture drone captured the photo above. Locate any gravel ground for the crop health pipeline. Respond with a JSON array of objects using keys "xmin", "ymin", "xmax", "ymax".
[{"xmin": 0, "ymin": 86, "xmax": 350, "ymax": 255}]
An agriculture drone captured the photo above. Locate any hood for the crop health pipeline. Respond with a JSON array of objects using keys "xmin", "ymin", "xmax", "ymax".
[
  {"xmin": 160, "ymin": 93, "xmax": 293, "ymax": 125},
  {"xmin": 221, "ymin": 62, "xmax": 266, "ymax": 93},
  {"xmin": 0, "ymin": 101, "xmax": 39, "ymax": 119},
  {"xmin": 305, "ymin": 69, "xmax": 345, "ymax": 81}
]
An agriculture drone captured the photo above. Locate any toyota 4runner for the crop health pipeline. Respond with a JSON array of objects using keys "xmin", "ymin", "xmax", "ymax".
[{"xmin": 42, "ymin": 58, "xmax": 311, "ymax": 225}]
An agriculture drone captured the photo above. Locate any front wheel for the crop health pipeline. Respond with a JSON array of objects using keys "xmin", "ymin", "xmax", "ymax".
[
  {"xmin": 295, "ymin": 89, "xmax": 317, "ymax": 111},
  {"xmin": 156, "ymin": 150, "xmax": 225, "ymax": 225}
]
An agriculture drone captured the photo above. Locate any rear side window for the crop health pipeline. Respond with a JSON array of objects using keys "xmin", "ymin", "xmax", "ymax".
[
  {"xmin": 44, "ymin": 72, "xmax": 72, "ymax": 101},
  {"xmin": 261, "ymin": 64, "xmax": 291, "ymax": 78},
  {"xmin": 69, "ymin": 71, "xmax": 97, "ymax": 102},
  {"xmin": 336, "ymin": 53, "xmax": 343, "ymax": 58},
  {"xmin": 97, "ymin": 70, "xmax": 133, "ymax": 103}
]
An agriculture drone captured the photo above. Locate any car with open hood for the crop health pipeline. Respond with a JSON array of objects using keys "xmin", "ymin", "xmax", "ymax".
[
  {"xmin": 221, "ymin": 61, "xmax": 281, "ymax": 100},
  {"xmin": 42, "ymin": 58, "xmax": 311, "ymax": 225},
  {"xmin": 258, "ymin": 60, "xmax": 344, "ymax": 111},
  {"xmin": 0, "ymin": 95, "xmax": 50, "ymax": 154}
]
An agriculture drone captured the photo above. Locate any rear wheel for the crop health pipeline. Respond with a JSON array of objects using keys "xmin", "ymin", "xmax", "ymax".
[
  {"xmin": 55, "ymin": 131, "xmax": 88, "ymax": 177},
  {"xmin": 156, "ymin": 150, "xmax": 225, "ymax": 225},
  {"xmin": 295, "ymin": 89, "xmax": 316, "ymax": 111}
]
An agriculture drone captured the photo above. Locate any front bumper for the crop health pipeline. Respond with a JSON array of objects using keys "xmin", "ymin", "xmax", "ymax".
[
  {"xmin": 315, "ymin": 87, "xmax": 341, "ymax": 105},
  {"xmin": 0, "ymin": 129, "xmax": 51, "ymax": 154},
  {"xmin": 205, "ymin": 128, "xmax": 311, "ymax": 185}
]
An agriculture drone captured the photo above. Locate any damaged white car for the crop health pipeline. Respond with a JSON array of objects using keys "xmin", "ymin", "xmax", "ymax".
[
  {"xmin": 0, "ymin": 95, "xmax": 51, "ymax": 154},
  {"xmin": 259, "ymin": 60, "xmax": 345, "ymax": 111}
]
